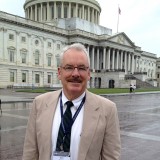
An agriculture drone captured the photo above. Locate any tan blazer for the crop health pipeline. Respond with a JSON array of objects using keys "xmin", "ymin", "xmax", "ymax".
[{"xmin": 22, "ymin": 90, "xmax": 121, "ymax": 160}]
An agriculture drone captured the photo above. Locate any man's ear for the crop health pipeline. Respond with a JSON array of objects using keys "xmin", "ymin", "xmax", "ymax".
[
  {"xmin": 87, "ymin": 70, "xmax": 91, "ymax": 81},
  {"xmin": 57, "ymin": 67, "xmax": 61, "ymax": 80}
]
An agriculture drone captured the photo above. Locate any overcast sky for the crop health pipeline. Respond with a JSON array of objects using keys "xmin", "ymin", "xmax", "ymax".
[{"xmin": 0, "ymin": 0, "xmax": 160, "ymax": 57}]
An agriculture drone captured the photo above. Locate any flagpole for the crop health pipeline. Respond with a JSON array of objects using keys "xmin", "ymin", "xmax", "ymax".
[{"xmin": 117, "ymin": 5, "xmax": 120, "ymax": 33}]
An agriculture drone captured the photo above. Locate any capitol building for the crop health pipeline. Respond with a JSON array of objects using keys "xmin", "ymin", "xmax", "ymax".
[{"xmin": 0, "ymin": 0, "xmax": 158, "ymax": 88}]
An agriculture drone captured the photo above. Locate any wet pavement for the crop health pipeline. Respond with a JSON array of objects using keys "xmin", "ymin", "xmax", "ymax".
[{"xmin": 0, "ymin": 89, "xmax": 160, "ymax": 160}]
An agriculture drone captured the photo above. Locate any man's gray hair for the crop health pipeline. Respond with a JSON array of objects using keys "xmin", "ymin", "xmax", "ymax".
[{"xmin": 59, "ymin": 43, "xmax": 90, "ymax": 66}]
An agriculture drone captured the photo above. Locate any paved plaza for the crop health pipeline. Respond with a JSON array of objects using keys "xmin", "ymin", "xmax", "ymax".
[{"xmin": 0, "ymin": 89, "xmax": 160, "ymax": 160}]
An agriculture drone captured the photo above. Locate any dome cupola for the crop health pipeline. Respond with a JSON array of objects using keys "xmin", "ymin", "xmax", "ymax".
[{"xmin": 24, "ymin": 0, "xmax": 101, "ymax": 24}]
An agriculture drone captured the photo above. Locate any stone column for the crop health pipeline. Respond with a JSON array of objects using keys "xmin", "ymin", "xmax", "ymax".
[
  {"xmin": 107, "ymin": 48, "xmax": 110, "ymax": 70},
  {"xmin": 35, "ymin": 4, "xmax": 37, "ymax": 21},
  {"xmin": 134, "ymin": 56, "xmax": 137, "ymax": 72},
  {"xmin": 25, "ymin": 9, "xmax": 27, "ymax": 18},
  {"xmin": 28, "ymin": 7, "xmax": 30, "ymax": 19},
  {"xmin": 128, "ymin": 52, "xmax": 131, "ymax": 72},
  {"xmin": 27, "ymin": 8, "xmax": 29, "ymax": 19},
  {"xmin": 137, "ymin": 57, "xmax": 140, "ymax": 72},
  {"xmin": 95, "ymin": 11, "xmax": 98, "ymax": 24},
  {"xmin": 111, "ymin": 49, "xmax": 115, "ymax": 70},
  {"xmin": 75, "ymin": 3, "xmax": 78, "ymax": 17},
  {"xmin": 44, "ymin": 4, "xmax": 47, "ymax": 21},
  {"xmin": 124, "ymin": 51, "xmax": 127, "ymax": 74},
  {"xmin": 54, "ymin": 2, "xmax": 57, "ymax": 19},
  {"xmin": 131, "ymin": 53, "xmax": 135, "ymax": 74},
  {"xmin": 91, "ymin": 8, "xmax": 94, "ymax": 23},
  {"xmin": 82, "ymin": 5, "xmax": 84, "ymax": 20},
  {"xmin": 120, "ymin": 50, "xmax": 123, "ymax": 70},
  {"xmin": 88, "ymin": 6, "xmax": 90, "ymax": 22},
  {"xmin": 47, "ymin": 2, "xmax": 50, "ymax": 21},
  {"xmin": 41, "ymin": 3, "xmax": 43, "ymax": 21},
  {"xmin": 116, "ymin": 50, "xmax": 119, "ymax": 70},
  {"xmin": 97, "ymin": 11, "xmax": 99, "ymax": 24},
  {"xmin": 84, "ymin": 7, "xmax": 86, "ymax": 20},
  {"xmin": 61, "ymin": 2, "xmax": 64, "ymax": 18},
  {"xmin": 97, "ymin": 48, "xmax": 99, "ymax": 70},
  {"xmin": 31, "ymin": 6, "xmax": 33, "ymax": 20},
  {"xmin": 68, "ymin": 2, "xmax": 71, "ymax": 18},
  {"xmin": 103, "ymin": 47, "xmax": 106, "ymax": 69},
  {"xmin": 38, "ymin": 5, "xmax": 41, "ymax": 21},
  {"xmin": 92, "ymin": 47, "xmax": 95, "ymax": 70}
]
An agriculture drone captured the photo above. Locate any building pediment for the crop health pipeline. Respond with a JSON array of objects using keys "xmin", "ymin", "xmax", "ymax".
[{"xmin": 107, "ymin": 32, "xmax": 135, "ymax": 47}]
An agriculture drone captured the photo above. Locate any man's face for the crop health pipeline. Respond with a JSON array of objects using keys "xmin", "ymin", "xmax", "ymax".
[{"xmin": 58, "ymin": 48, "xmax": 90, "ymax": 100}]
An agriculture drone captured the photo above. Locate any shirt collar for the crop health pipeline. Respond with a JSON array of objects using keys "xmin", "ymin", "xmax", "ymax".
[{"xmin": 61, "ymin": 91, "xmax": 85, "ymax": 109}]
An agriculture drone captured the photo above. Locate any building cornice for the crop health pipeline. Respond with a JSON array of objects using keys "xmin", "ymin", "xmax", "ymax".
[{"xmin": 0, "ymin": 11, "xmax": 68, "ymax": 37}]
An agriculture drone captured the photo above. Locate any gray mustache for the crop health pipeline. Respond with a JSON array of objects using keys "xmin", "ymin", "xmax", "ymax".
[{"xmin": 69, "ymin": 78, "xmax": 82, "ymax": 83}]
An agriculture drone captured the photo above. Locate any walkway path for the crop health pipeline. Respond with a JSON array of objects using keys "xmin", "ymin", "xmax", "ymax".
[{"xmin": 0, "ymin": 89, "xmax": 160, "ymax": 160}]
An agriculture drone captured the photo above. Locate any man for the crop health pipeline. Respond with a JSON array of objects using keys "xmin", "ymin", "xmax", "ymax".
[{"xmin": 22, "ymin": 43, "xmax": 121, "ymax": 160}]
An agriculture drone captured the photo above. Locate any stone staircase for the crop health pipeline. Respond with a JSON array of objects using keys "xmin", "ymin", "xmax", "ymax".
[{"xmin": 125, "ymin": 75, "xmax": 154, "ymax": 88}]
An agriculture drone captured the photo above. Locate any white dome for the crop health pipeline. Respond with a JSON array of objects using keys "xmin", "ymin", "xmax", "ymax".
[{"xmin": 24, "ymin": 0, "xmax": 101, "ymax": 24}]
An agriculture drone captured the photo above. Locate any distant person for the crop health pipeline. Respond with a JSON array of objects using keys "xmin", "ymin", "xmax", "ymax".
[
  {"xmin": 130, "ymin": 84, "xmax": 133, "ymax": 93},
  {"xmin": 22, "ymin": 43, "xmax": 121, "ymax": 160},
  {"xmin": 133, "ymin": 85, "xmax": 136, "ymax": 93}
]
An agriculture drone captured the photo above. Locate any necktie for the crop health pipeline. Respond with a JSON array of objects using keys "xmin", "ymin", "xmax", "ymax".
[{"xmin": 56, "ymin": 101, "xmax": 73, "ymax": 152}]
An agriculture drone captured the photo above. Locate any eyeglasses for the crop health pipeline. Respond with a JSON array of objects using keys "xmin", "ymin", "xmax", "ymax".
[{"xmin": 61, "ymin": 65, "xmax": 89, "ymax": 73}]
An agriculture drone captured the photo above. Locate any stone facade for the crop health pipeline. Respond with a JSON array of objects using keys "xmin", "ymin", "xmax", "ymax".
[
  {"xmin": 156, "ymin": 58, "xmax": 160, "ymax": 87},
  {"xmin": 0, "ymin": 0, "xmax": 157, "ymax": 88}
]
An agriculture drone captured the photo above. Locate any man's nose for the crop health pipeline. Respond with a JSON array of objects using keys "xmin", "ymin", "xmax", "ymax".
[{"xmin": 71, "ymin": 68, "xmax": 80, "ymax": 76}]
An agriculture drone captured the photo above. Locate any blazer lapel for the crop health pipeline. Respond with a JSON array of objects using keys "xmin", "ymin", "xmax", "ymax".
[
  {"xmin": 78, "ymin": 91, "xmax": 100, "ymax": 160},
  {"xmin": 40, "ymin": 90, "xmax": 62, "ymax": 157}
]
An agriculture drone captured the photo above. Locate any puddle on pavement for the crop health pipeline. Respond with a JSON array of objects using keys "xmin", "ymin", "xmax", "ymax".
[
  {"xmin": 0, "ymin": 102, "xmax": 32, "ymax": 131},
  {"xmin": 0, "ymin": 102, "xmax": 32, "ymax": 111}
]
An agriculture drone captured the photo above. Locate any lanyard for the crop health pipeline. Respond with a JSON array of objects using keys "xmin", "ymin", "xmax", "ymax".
[{"xmin": 59, "ymin": 92, "xmax": 86, "ymax": 135}]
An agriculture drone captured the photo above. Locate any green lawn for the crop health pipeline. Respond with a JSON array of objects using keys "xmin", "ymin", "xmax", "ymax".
[
  {"xmin": 16, "ymin": 87, "xmax": 160, "ymax": 95},
  {"xmin": 88, "ymin": 88, "xmax": 160, "ymax": 94}
]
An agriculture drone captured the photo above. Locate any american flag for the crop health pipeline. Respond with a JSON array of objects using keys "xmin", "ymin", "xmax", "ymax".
[{"xmin": 118, "ymin": 7, "xmax": 121, "ymax": 15}]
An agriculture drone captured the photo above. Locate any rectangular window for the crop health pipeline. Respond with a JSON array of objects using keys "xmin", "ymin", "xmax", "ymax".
[
  {"xmin": 48, "ymin": 75, "xmax": 51, "ymax": 83},
  {"xmin": 57, "ymin": 44, "xmax": 60, "ymax": 50},
  {"xmin": 56, "ymin": 55, "xmax": 60, "ymax": 67},
  {"xmin": 22, "ymin": 53, "xmax": 26, "ymax": 63},
  {"xmin": 9, "ymin": 34, "xmax": 14, "ymax": 40},
  {"xmin": 22, "ymin": 73, "xmax": 26, "ymax": 82},
  {"xmin": 35, "ymin": 74, "xmax": 40, "ymax": 83},
  {"xmin": 9, "ymin": 50, "xmax": 14, "ymax": 62},
  {"xmin": 158, "ymin": 74, "xmax": 159, "ymax": 78},
  {"xmin": 10, "ymin": 72, "xmax": 14, "ymax": 82},
  {"xmin": 21, "ymin": 36, "xmax": 26, "ymax": 42},
  {"xmin": 48, "ymin": 42, "xmax": 51, "ymax": 48},
  {"xmin": 48, "ymin": 57, "xmax": 51, "ymax": 66},
  {"xmin": 35, "ymin": 53, "xmax": 39, "ymax": 65}
]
